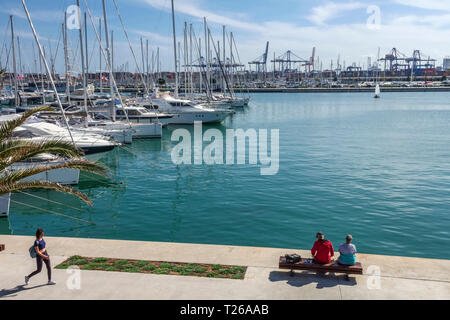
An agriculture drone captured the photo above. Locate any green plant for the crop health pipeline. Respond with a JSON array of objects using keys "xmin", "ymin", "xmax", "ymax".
[
  {"xmin": 92, "ymin": 257, "xmax": 108, "ymax": 263},
  {"xmin": 231, "ymin": 273, "xmax": 245, "ymax": 279},
  {"xmin": 83, "ymin": 262, "xmax": 110, "ymax": 270},
  {"xmin": 73, "ymin": 259, "xmax": 89, "ymax": 265},
  {"xmin": 142, "ymin": 264, "xmax": 156, "ymax": 271},
  {"xmin": 230, "ymin": 267, "xmax": 246, "ymax": 273},
  {"xmin": 193, "ymin": 266, "xmax": 207, "ymax": 273},
  {"xmin": 154, "ymin": 268, "xmax": 170, "ymax": 274},
  {"xmin": 122, "ymin": 266, "xmax": 141, "ymax": 273},
  {"xmin": 206, "ymin": 273, "xmax": 222, "ymax": 278},
  {"xmin": 134, "ymin": 261, "xmax": 149, "ymax": 268},
  {"xmin": 159, "ymin": 262, "xmax": 174, "ymax": 269},
  {"xmin": 105, "ymin": 266, "xmax": 119, "ymax": 272},
  {"xmin": 114, "ymin": 259, "xmax": 129, "ymax": 266},
  {"xmin": 218, "ymin": 269, "xmax": 232, "ymax": 275},
  {"xmin": 172, "ymin": 266, "xmax": 184, "ymax": 273}
]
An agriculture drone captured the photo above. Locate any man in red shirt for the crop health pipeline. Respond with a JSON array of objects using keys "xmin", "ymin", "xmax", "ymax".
[{"xmin": 311, "ymin": 232, "xmax": 334, "ymax": 264}]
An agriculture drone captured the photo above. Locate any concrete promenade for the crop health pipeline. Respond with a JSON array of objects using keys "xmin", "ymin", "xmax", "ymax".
[{"xmin": 0, "ymin": 235, "xmax": 449, "ymax": 300}]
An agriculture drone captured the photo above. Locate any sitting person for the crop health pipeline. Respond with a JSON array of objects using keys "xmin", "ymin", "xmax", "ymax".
[
  {"xmin": 311, "ymin": 232, "xmax": 334, "ymax": 264},
  {"xmin": 338, "ymin": 234, "xmax": 357, "ymax": 266}
]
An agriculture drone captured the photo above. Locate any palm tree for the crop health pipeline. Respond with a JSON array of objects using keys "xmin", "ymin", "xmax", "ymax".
[{"xmin": 0, "ymin": 106, "xmax": 108, "ymax": 206}]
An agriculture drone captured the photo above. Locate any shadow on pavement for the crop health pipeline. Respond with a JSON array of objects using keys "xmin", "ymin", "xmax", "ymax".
[
  {"xmin": 0, "ymin": 283, "xmax": 48, "ymax": 298},
  {"xmin": 268, "ymin": 270, "xmax": 358, "ymax": 289}
]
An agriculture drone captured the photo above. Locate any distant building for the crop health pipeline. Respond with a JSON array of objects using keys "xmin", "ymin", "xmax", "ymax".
[{"xmin": 444, "ymin": 57, "xmax": 450, "ymax": 71}]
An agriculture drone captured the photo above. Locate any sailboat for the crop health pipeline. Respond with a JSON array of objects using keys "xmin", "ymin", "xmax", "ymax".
[{"xmin": 374, "ymin": 83, "xmax": 381, "ymax": 99}]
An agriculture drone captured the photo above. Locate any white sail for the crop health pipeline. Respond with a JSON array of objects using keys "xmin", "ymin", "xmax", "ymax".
[
  {"xmin": 374, "ymin": 84, "xmax": 381, "ymax": 98},
  {"xmin": 375, "ymin": 84, "xmax": 380, "ymax": 95}
]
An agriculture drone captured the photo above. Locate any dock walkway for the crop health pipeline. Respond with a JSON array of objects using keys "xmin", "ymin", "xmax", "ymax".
[{"xmin": 0, "ymin": 235, "xmax": 449, "ymax": 300}]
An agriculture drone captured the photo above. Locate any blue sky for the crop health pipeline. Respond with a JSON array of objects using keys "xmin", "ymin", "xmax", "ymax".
[{"xmin": 1, "ymin": 0, "xmax": 450, "ymax": 74}]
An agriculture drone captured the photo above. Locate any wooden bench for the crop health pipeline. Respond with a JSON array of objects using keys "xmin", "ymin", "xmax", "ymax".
[
  {"xmin": 0, "ymin": 244, "xmax": 5, "ymax": 252},
  {"xmin": 279, "ymin": 256, "xmax": 363, "ymax": 280}
]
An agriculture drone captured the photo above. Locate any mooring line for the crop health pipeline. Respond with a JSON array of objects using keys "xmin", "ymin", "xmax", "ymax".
[
  {"xmin": 118, "ymin": 145, "xmax": 140, "ymax": 157},
  {"xmin": 16, "ymin": 190, "xmax": 85, "ymax": 212},
  {"xmin": 11, "ymin": 199, "xmax": 95, "ymax": 225}
]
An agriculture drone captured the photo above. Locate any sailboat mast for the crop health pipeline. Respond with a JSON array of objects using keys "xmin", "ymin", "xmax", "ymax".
[
  {"xmin": 111, "ymin": 30, "xmax": 114, "ymax": 75},
  {"xmin": 76, "ymin": 0, "xmax": 88, "ymax": 124},
  {"xmin": 21, "ymin": 0, "xmax": 75, "ymax": 144},
  {"xmin": 85, "ymin": 12, "xmax": 88, "ymax": 79},
  {"xmin": 99, "ymin": 18, "xmax": 102, "ymax": 94},
  {"xmin": 102, "ymin": 0, "xmax": 115, "ymax": 120},
  {"xmin": 189, "ymin": 23, "xmax": 193, "ymax": 97},
  {"xmin": 230, "ymin": 32, "xmax": 233, "ymax": 90},
  {"xmin": 184, "ymin": 22, "xmax": 187, "ymax": 96},
  {"xmin": 140, "ymin": 37, "xmax": 144, "ymax": 90},
  {"xmin": 223, "ymin": 25, "xmax": 226, "ymax": 94},
  {"xmin": 199, "ymin": 37, "xmax": 202, "ymax": 94},
  {"xmin": 10, "ymin": 15, "xmax": 18, "ymax": 108},
  {"xmin": 171, "ymin": 0, "xmax": 178, "ymax": 97},
  {"xmin": 63, "ymin": 13, "xmax": 70, "ymax": 104},
  {"xmin": 204, "ymin": 18, "xmax": 209, "ymax": 94}
]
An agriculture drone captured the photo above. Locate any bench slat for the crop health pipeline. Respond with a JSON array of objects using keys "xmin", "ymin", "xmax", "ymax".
[{"xmin": 279, "ymin": 256, "xmax": 363, "ymax": 275}]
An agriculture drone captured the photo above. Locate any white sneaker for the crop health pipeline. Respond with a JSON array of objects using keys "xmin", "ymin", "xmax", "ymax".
[
  {"xmin": 47, "ymin": 280, "xmax": 56, "ymax": 285},
  {"xmin": 25, "ymin": 276, "xmax": 29, "ymax": 285}
]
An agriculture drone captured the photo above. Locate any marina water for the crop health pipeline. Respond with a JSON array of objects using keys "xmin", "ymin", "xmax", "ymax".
[{"xmin": 2, "ymin": 91, "xmax": 450, "ymax": 260}]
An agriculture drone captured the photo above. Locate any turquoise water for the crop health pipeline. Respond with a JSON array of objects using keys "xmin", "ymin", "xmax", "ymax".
[{"xmin": 3, "ymin": 91, "xmax": 450, "ymax": 259}]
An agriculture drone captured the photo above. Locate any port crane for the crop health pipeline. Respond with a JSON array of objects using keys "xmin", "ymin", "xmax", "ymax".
[
  {"xmin": 271, "ymin": 50, "xmax": 308, "ymax": 74},
  {"xmin": 301, "ymin": 47, "xmax": 316, "ymax": 73},
  {"xmin": 379, "ymin": 48, "xmax": 409, "ymax": 72},
  {"xmin": 248, "ymin": 41, "xmax": 269, "ymax": 74},
  {"xmin": 406, "ymin": 50, "xmax": 436, "ymax": 72}
]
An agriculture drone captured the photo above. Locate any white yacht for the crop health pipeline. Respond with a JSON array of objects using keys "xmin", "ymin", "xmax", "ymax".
[
  {"xmin": 135, "ymin": 92, "xmax": 234, "ymax": 124},
  {"xmin": 13, "ymin": 118, "xmax": 118, "ymax": 155},
  {"xmin": 70, "ymin": 84, "xmax": 95, "ymax": 100},
  {"xmin": 93, "ymin": 105, "xmax": 171, "ymax": 138},
  {"xmin": 9, "ymin": 154, "xmax": 80, "ymax": 185}
]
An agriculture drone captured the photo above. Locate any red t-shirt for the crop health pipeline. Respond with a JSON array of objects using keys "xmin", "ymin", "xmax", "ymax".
[{"xmin": 311, "ymin": 239, "xmax": 334, "ymax": 263}]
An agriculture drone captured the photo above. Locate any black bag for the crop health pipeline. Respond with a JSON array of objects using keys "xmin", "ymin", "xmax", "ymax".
[{"xmin": 285, "ymin": 254, "xmax": 301, "ymax": 263}]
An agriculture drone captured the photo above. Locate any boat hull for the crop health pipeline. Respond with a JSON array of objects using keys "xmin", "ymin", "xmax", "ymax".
[
  {"xmin": 167, "ymin": 112, "xmax": 231, "ymax": 124},
  {"xmin": 0, "ymin": 193, "xmax": 10, "ymax": 218}
]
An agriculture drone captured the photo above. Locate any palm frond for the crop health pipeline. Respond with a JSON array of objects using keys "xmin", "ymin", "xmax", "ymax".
[
  {"xmin": 0, "ymin": 158, "xmax": 108, "ymax": 185},
  {"xmin": 0, "ymin": 139, "xmax": 84, "ymax": 171},
  {"xmin": 0, "ymin": 106, "xmax": 54, "ymax": 141},
  {"xmin": 0, "ymin": 180, "xmax": 92, "ymax": 206}
]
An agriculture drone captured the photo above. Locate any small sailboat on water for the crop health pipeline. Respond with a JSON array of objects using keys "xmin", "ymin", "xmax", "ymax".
[{"xmin": 374, "ymin": 83, "xmax": 381, "ymax": 99}]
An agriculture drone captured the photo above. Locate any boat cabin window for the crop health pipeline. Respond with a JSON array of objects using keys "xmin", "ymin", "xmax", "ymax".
[
  {"xmin": 127, "ymin": 110, "xmax": 141, "ymax": 116},
  {"xmin": 169, "ymin": 102, "xmax": 190, "ymax": 107}
]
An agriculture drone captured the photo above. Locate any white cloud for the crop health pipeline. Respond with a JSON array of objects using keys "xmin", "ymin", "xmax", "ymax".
[
  {"xmin": 140, "ymin": 0, "xmax": 264, "ymax": 32},
  {"xmin": 0, "ymin": 7, "xmax": 64, "ymax": 22},
  {"xmin": 393, "ymin": 0, "xmax": 450, "ymax": 11},
  {"xmin": 134, "ymin": 0, "xmax": 450, "ymax": 69},
  {"xmin": 393, "ymin": 14, "xmax": 450, "ymax": 28},
  {"xmin": 130, "ymin": 29, "xmax": 172, "ymax": 44},
  {"xmin": 308, "ymin": 2, "xmax": 366, "ymax": 25}
]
